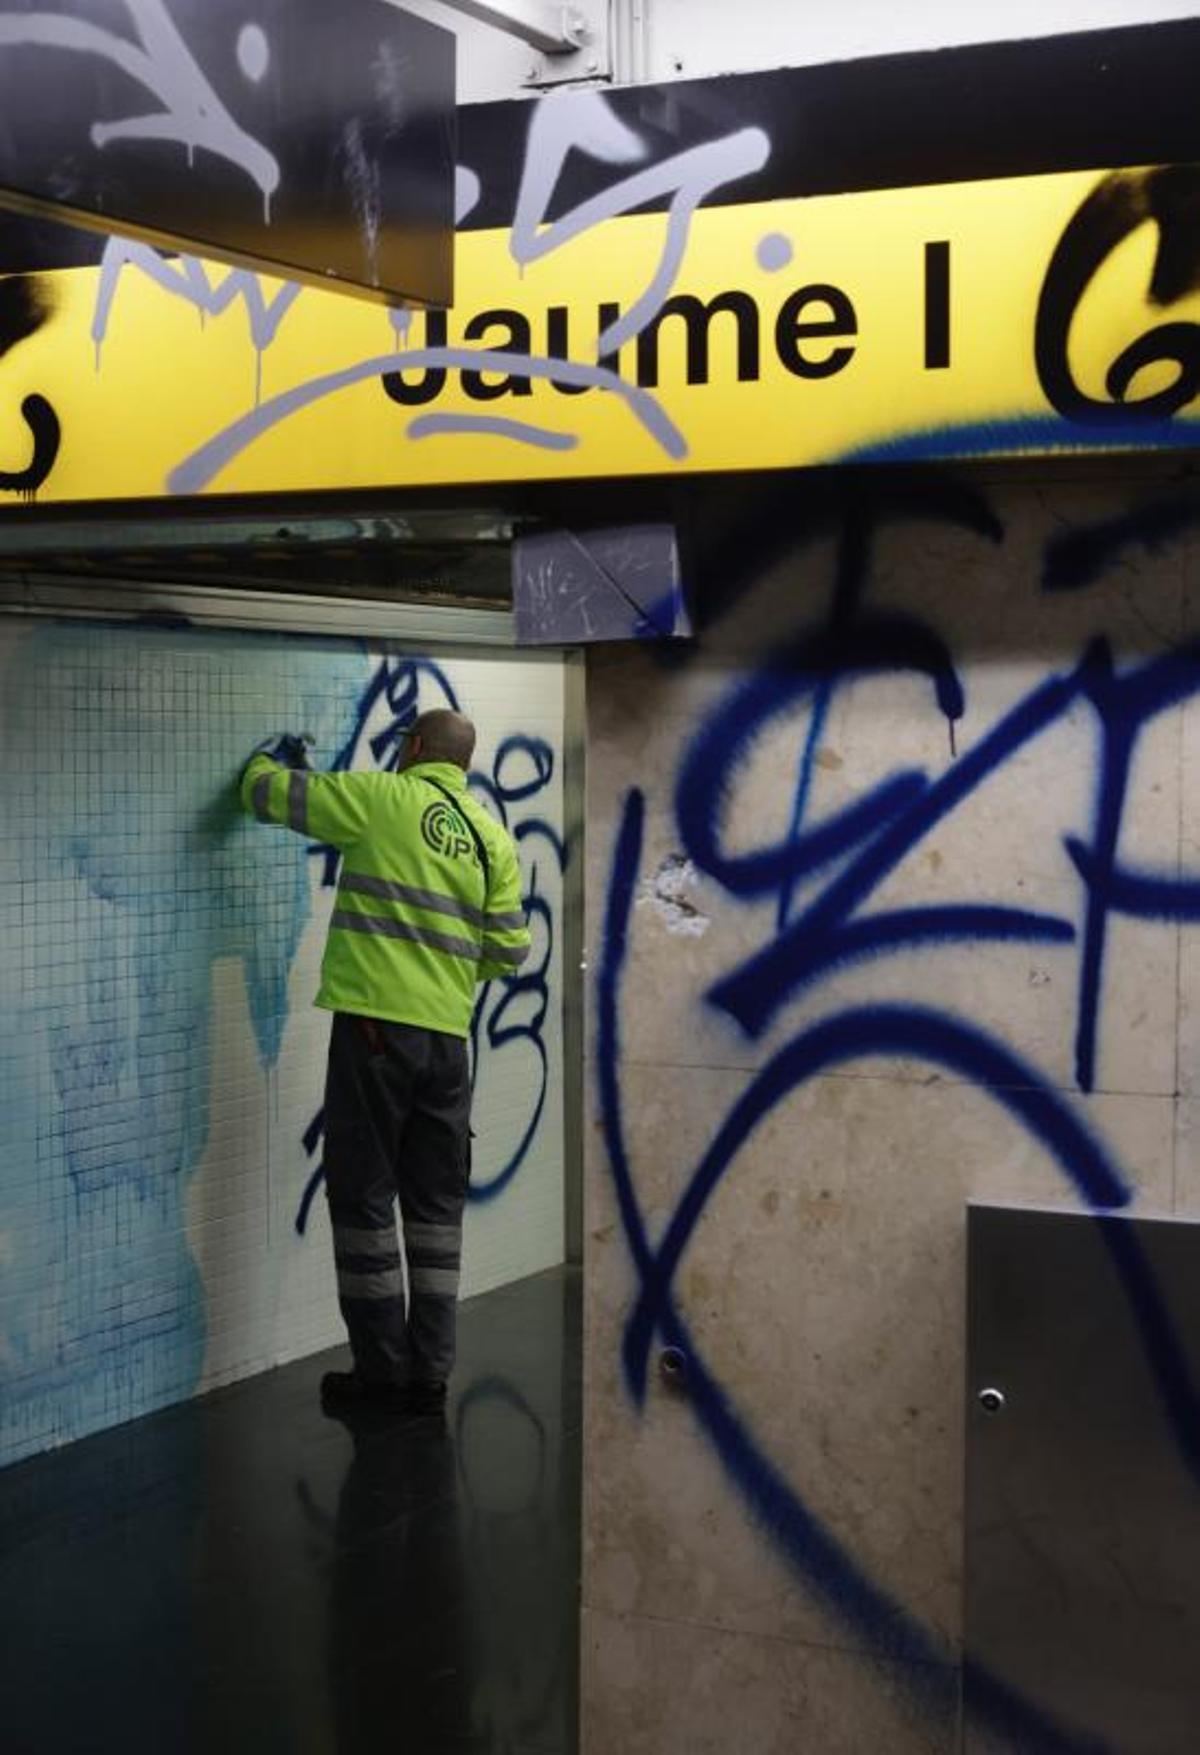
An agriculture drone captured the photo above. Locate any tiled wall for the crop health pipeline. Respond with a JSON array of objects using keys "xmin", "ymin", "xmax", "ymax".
[
  {"xmin": 581, "ymin": 475, "xmax": 1200, "ymax": 1753},
  {"xmin": 0, "ymin": 618, "xmax": 565, "ymax": 1468}
]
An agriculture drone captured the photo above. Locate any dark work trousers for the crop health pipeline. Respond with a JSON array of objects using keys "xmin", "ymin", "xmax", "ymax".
[{"xmin": 323, "ymin": 1013, "xmax": 472, "ymax": 1387}]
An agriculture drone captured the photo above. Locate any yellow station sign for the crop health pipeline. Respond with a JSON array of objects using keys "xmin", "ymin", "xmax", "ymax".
[{"xmin": 3, "ymin": 163, "xmax": 1199, "ymax": 503}]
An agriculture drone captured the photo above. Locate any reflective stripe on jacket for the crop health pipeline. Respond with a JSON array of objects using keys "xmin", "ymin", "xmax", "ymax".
[{"xmin": 240, "ymin": 755, "xmax": 532, "ymax": 1038}]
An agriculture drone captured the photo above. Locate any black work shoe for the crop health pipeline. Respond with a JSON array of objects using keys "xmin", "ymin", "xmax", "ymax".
[
  {"xmin": 320, "ymin": 1370, "xmax": 407, "ymax": 1414},
  {"xmin": 320, "ymin": 1370, "xmax": 446, "ymax": 1419},
  {"xmin": 402, "ymin": 1380, "xmax": 448, "ymax": 1417}
]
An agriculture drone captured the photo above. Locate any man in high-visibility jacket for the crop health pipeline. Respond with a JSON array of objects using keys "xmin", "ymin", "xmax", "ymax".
[{"xmin": 240, "ymin": 708, "xmax": 531, "ymax": 1416}]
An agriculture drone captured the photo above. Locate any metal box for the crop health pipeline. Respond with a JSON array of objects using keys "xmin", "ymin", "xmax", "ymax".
[{"xmin": 965, "ymin": 1203, "xmax": 1200, "ymax": 1752}]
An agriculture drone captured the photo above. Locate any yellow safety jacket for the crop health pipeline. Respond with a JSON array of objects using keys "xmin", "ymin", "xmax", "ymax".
[{"xmin": 241, "ymin": 755, "xmax": 532, "ymax": 1038}]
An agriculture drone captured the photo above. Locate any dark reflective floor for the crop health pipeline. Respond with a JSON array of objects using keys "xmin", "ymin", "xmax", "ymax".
[{"xmin": 0, "ymin": 1267, "xmax": 581, "ymax": 1755}]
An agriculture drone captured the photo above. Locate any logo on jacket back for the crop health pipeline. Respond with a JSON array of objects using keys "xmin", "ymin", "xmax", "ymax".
[{"xmin": 421, "ymin": 800, "xmax": 474, "ymax": 862}]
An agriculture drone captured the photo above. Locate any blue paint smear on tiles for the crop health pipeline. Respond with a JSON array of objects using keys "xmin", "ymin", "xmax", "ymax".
[{"xmin": 0, "ymin": 620, "xmax": 368, "ymax": 1466}]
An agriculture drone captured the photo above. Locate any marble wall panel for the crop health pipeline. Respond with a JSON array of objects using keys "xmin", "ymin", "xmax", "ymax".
[{"xmin": 583, "ymin": 473, "xmax": 1200, "ymax": 1752}]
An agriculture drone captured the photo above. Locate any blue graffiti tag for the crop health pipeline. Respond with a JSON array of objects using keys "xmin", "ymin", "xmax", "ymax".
[
  {"xmin": 600, "ymin": 793, "xmax": 1122, "ymax": 1753},
  {"xmin": 680, "ymin": 630, "xmax": 1200, "ymax": 1091},
  {"xmin": 468, "ymin": 737, "xmax": 565, "ymax": 1204},
  {"xmin": 596, "ymin": 484, "xmax": 1200, "ymax": 1749}
]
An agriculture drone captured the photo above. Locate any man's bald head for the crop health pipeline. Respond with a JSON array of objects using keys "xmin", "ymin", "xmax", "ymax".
[{"xmin": 405, "ymin": 709, "xmax": 476, "ymax": 771}]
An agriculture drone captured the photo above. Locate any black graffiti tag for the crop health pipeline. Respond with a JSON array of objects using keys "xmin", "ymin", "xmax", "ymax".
[
  {"xmin": 1036, "ymin": 165, "xmax": 1200, "ymax": 424},
  {"xmin": 0, "ymin": 275, "xmax": 61, "ymax": 499}
]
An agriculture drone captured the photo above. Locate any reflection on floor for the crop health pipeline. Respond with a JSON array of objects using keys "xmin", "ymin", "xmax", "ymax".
[{"xmin": 0, "ymin": 1266, "xmax": 581, "ymax": 1755}]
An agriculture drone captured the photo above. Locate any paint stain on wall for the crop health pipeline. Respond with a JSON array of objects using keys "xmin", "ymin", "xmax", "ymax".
[
  {"xmin": 638, "ymin": 854, "xmax": 711, "ymax": 938},
  {"xmin": 0, "ymin": 620, "xmax": 367, "ymax": 1464}
]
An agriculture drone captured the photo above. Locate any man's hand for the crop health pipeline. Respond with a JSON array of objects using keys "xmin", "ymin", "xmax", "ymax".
[
  {"xmin": 273, "ymin": 734, "xmax": 314, "ymax": 771},
  {"xmin": 243, "ymin": 732, "xmax": 314, "ymax": 778}
]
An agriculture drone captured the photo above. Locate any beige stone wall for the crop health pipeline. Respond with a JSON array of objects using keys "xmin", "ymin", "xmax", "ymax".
[{"xmin": 580, "ymin": 473, "xmax": 1199, "ymax": 1752}]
